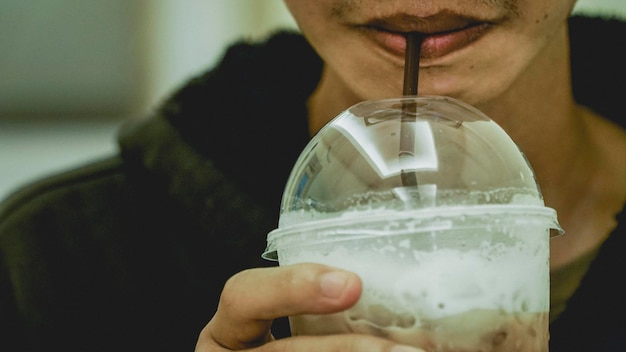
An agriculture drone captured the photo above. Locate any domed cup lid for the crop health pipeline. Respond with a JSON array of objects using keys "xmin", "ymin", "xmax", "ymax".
[{"xmin": 263, "ymin": 96, "xmax": 562, "ymax": 260}]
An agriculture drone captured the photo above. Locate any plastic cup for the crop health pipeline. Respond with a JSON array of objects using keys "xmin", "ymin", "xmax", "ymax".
[{"xmin": 263, "ymin": 96, "xmax": 562, "ymax": 352}]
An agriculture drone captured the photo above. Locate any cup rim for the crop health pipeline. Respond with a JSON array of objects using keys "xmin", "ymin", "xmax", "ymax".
[{"xmin": 262, "ymin": 204, "xmax": 563, "ymax": 261}]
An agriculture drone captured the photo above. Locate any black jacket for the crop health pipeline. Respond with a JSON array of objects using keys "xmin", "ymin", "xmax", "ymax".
[{"xmin": 1, "ymin": 16, "xmax": 624, "ymax": 351}]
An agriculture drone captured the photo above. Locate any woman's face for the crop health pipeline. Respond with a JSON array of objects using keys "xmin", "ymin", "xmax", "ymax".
[{"xmin": 284, "ymin": 0, "xmax": 577, "ymax": 107}]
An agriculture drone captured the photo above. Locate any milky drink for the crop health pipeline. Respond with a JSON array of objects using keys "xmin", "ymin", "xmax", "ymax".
[{"xmin": 273, "ymin": 205, "xmax": 552, "ymax": 352}]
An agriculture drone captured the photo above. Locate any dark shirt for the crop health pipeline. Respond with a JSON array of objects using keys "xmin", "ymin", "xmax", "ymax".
[{"xmin": 0, "ymin": 16, "xmax": 624, "ymax": 351}]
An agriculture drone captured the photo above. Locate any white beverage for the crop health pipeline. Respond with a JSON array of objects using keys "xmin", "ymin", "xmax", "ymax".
[{"xmin": 276, "ymin": 207, "xmax": 551, "ymax": 352}]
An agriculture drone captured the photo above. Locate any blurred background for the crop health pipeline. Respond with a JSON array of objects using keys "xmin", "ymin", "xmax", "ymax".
[{"xmin": 1, "ymin": 0, "xmax": 625, "ymax": 200}]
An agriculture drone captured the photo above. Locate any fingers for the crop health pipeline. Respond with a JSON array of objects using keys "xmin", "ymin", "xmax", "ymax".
[
  {"xmin": 196, "ymin": 263, "xmax": 427, "ymax": 352},
  {"xmin": 264, "ymin": 334, "xmax": 427, "ymax": 352},
  {"xmin": 204, "ymin": 263, "xmax": 362, "ymax": 350}
]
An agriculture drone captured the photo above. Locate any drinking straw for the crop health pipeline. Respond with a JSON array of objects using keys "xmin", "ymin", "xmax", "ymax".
[
  {"xmin": 403, "ymin": 32, "xmax": 424, "ymax": 96},
  {"xmin": 400, "ymin": 32, "xmax": 424, "ymax": 188}
]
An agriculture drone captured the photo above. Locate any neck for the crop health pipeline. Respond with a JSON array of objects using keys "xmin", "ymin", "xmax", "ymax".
[{"xmin": 475, "ymin": 26, "xmax": 626, "ymax": 268}]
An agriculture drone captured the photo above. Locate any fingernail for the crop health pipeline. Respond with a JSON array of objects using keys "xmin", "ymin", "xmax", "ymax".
[
  {"xmin": 389, "ymin": 345, "xmax": 426, "ymax": 352},
  {"xmin": 319, "ymin": 271, "xmax": 349, "ymax": 298}
]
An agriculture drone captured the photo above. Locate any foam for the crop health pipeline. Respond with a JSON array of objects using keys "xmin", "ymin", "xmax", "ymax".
[
  {"xmin": 280, "ymin": 222, "xmax": 549, "ymax": 321},
  {"xmin": 278, "ymin": 187, "xmax": 545, "ymax": 228}
]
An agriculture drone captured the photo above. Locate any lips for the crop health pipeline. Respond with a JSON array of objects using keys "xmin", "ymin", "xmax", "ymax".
[
  {"xmin": 420, "ymin": 23, "xmax": 491, "ymax": 59},
  {"xmin": 362, "ymin": 13, "xmax": 493, "ymax": 60}
]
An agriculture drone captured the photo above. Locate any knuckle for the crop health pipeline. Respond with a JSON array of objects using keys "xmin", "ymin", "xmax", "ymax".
[{"xmin": 219, "ymin": 268, "xmax": 258, "ymax": 308}]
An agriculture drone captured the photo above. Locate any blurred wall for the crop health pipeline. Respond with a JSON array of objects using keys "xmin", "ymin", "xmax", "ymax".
[
  {"xmin": 0, "ymin": 0, "xmax": 624, "ymax": 120},
  {"xmin": 0, "ymin": 1, "xmax": 145, "ymax": 117},
  {"xmin": 0, "ymin": 0, "xmax": 296, "ymax": 119},
  {"xmin": 574, "ymin": 0, "xmax": 626, "ymax": 17},
  {"xmin": 142, "ymin": 0, "xmax": 296, "ymax": 115}
]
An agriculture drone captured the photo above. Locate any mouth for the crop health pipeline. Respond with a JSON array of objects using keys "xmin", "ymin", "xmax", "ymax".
[{"xmin": 362, "ymin": 13, "xmax": 494, "ymax": 60}]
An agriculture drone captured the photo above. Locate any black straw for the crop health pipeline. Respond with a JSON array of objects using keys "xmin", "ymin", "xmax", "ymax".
[
  {"xmin": 400, "ymin": 32, "xmax": 424, "ymax": 189},
  {"xmin": 403, "ymin": 32, "xmax": 424, "ymax": 96}
]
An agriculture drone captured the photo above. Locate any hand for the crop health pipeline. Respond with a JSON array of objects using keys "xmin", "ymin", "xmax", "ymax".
[{"xmin": 195, "ymin": 262, "xmax": 425, "ymax": 352}]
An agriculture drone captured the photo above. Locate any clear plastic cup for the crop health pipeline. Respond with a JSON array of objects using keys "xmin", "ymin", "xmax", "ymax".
[{"xmin": 263, "ymin": 96, "xmax": 562, "ymax": 352}]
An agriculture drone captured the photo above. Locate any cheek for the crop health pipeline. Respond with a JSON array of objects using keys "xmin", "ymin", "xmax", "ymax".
[
  {"xmin": 520, "ymin": 0, "xmax": 574, "ymax": 40},
  {"xmin": 284, "ymin": 0, "xmax": 336, "ymax": 36}
]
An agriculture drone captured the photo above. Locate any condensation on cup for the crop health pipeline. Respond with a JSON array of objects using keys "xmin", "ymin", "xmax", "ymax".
[{"xmin": 263, "ymin": 96, "xmax": 563, "ymax": 352}]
